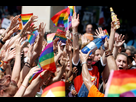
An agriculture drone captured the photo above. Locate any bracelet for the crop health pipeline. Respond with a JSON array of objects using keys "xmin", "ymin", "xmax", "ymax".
[
  {"xmin": 81, "ymin": 62, "xmax": 87, "ymax": 66},
  {"xmin": 40, "ymin": 74, "xmax": 44, "ymax": 79},
  {"xmin": 24, "ymin": 62, "xmax": 31, "ymax": 68},
  {"xmin": 0, "ymin": 67, "xmax": 5, "ymax": 73},
  {"xmin": 3, "ymin": 61, "xmax": 8, "ymax": 64},
  {"xmin": 72, "ymin": 32, "xmax": 78, "ymax": 36},
  {"xmin": 105, "ymin": 49, "xmax": 113, "ymax": 57},
  {"xmin": 25, "ymin": 62, "xmax": 30, "ymax": 66},
  {"xmin": 67, "ymin": 78, "xmax": 72, "ymax": 84},
  {"xmin": 21, "ymin": 84, "xmax": 27, "ymax": 89},
  {"xmin": 0, "ymin": 61, "xmax": 3, "ymax": 67},
  {"xmin": 0, "ymin": 38, "xmax": 5, "ymax": 45}
]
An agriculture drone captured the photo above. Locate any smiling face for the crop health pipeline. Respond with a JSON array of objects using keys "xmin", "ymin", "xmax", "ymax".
[{"xmin": 115, "ymin": 54, "xmax": 128, "ymax": 70}]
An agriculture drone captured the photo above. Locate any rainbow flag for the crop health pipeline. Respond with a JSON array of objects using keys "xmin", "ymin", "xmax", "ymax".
[
  {"xmin": 103, "ymin": 29, "xmax": 109, "ymax": 39},
  {"xmin": 29, "ymin": 65, "xmax": 43, "ymax": 83},
  {"xmin": 51, "ymin": 6, "xmax": 75, "ymax": 31},
  {"xmin": 41, "ymin": 81, "xmax": 65, "ymax": 97},
  {"xmin": 53, "ymin": 29, "xmax": 67, "ymax": 43},
  {"xmin": 68, "ymin": 6, "xmax": 75, "ymax": 17},
  {"xmin": 105, "ymin": 69, "xmax": 136, "ymax": 97},
  {"xmin": 47, "ymin": 33, "xmax": 56, "ymax": 44},
  {"xmin": 27, "ymin": 30, "xmax": 39, "ymax": 45},
  {"xmin": 20, "ymin": 13, "xmax": 33, "ymax": 25},
  {"xmin": 39, "ymin": 42, "xmax": 56, "ymax": 73}
]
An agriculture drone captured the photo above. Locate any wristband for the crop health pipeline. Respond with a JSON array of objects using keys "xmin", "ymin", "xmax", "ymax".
[
  {"xmin": 3, "ymin": 61, "xmax": 8, "ymax": 64},
  {"xmin": 21, "ymin": 84, "xmax": 27, "ymax": 89},
  {"xmin": 105, "ymin": 49, "xmax": 113, "ymax": 57},
  {"xmin": 81, "ymin": 62, "xmax": 87, "ymax": 66},
  {"xmin": 0, "ymin": 38, "xmax": 5, "ymax": 45}
]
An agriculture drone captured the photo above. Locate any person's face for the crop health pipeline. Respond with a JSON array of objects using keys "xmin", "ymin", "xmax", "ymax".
[
  {"xmin": 87, "ymin": 53, "xmax": 94, "ymax": 67},
  {"xmin": 0, "ymin": 80, "xmax": 18, "ymax": 97},
  {"xmin": 23, "ymin": 47, "xmax": 29, "ymax": 57},
  {"xmin": 125, "ymin": 49, "xmax": 131, "ymax": 56},
  {"xmin": 86, "ymin": 25, "xmax": 93, "ymax": 34},
  {"xmin": 116, "ymin": 54, "xmax": 128, "ymax": 70},
  {"xmin": 93, "ymin": 49, "xmax": 101, "ymax": 62}
]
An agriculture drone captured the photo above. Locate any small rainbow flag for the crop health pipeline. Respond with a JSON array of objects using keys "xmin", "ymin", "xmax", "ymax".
[
  {"xmin": 41, "ymin": 81, "xmax": 65, "ymax": 97},
  {"xmin": 29, "ymin": 65, "xmax": 43, "ymax": 83},
  {"xmin": 20, "ymin": 13, "xmax": 33, "ymax": 25},
  {"xmin": 103, "ymin": 29, "xmax": 109, "ymax": 39},
  {"xmin": 39, "ymin": 42, "xmax": 56, "ymax": 73},
  {"xmin": 47, "ymin": 33, "xmax": 56, "ymax": 44},
  {"xmin": 27, "ymin": 30, "xmax": 39, "ymax": 45},
  {"xmin": 53, "ymin": 29, "xmax": 67, "ymax": 43},
  {"xmin": 105, "ymin": 69, "xmax": 136, "ymax": 97}
]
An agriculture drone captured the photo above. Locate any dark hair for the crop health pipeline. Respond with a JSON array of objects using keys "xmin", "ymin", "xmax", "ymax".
[{"xmin": 116, "ymin": 52, "xmax": 129, "ymax": 64}]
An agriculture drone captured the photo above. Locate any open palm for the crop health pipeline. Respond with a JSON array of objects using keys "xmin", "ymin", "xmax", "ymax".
[
  {"xmin": 114, "ymin": 34, "xmax": 125, "ymax": 48},
  {"xmin": 72, "ymin": 13, "xmax": 80, "ymax": 28}
]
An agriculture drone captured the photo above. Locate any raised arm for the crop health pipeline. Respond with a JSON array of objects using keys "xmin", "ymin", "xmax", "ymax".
[
  {"xmin": 11, "ymin": 37, "xmax": 25, "ymax": 83},
  {"xmin": 72, "ymin": 13, "xmax": 80, "ymax": 64},
  {"xmin": 113, "ymin": 34, "xmax": 125, "ymax": 58},
  {"xmin": 108, "ymin": 19, "xmax": 120, "ymax": 51},
  {"xmin": 14, "ymin": 67, "xmax": 40, "ymax": 97}
]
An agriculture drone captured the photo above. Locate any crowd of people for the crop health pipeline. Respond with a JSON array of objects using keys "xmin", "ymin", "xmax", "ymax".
[{"xmin": 0, "ymin": 9, "xmax": 136, "ymax": 97}]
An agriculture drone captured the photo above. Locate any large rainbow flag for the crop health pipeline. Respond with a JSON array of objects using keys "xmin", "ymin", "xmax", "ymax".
[
  {"xmin": 41, "ymin": 81, "xmax": 65, "ymax": 97},
  {"xmin": 51, "ymin": 6, "xmax": 75, "ymax": 31},
  {"xmin": 105, "ymin": 69, "xmax": 136, "ymax": 97},
  {"xmin": 39, "ymin": 42, "xmax": 56, "ymax": 73}
]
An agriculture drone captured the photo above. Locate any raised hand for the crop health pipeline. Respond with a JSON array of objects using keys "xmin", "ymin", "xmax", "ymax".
[
  {"xmin": 20, "ymin": 15, "xmax": 38, "ymax": 38},
  {"xmin": 38, "ymin": 22, "xmax": 46, "ymax": 37},
  {"xmin": 111, "ymin": 19, "xmax": 120, "ymax": 30},
  {"xmin": 3, "ymin": 48, "xmax": 16, "ymax": 62},
  {"xmin": 95, "ymin": 27, "xmax": 105, "ymax": 38},
  {"xmin": 8, "ymin": 15, "xmax": 21, "ymax": 31},
  {"xmin": 66, "ymin": 39, "xmax": 72, "ymax": 53},
  {"xmin": 72, "ymin": 13, "xmax": 80, "ymax": 29},
  {"xmin": 114, "ymin": 34, "xmax": 125, "ymax": 48}
]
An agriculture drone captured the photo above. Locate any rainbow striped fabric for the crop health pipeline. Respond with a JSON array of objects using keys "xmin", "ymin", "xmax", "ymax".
[
  {"xmin": 21, "ymin": 13, "xmax": 38, "ymax": 45},
  {"xmin": 103, "ymin": 29, "xmax": 109, "ymax": 39},
  {"xmin": 105, "ymin": 69, "xmax": 136, "ymax": 97},
  {"xmin": 47, "ymin": 33, "xmax": 56, "ymax": 44},
  {"xmin": 41, "ymin": 81, "xmax": 65, "ymax": 97},
  {"xmin": 29, "ymin": 65, "xmax": 43, "ymax": 83},
  {"xmin": 27, "ymin": 30, "xmax": 39, "ymax": 45},
  {"xmin": 53, "ymin": 29, "xmax": 67, "ymax": 43},
  {"xmin": 51, "ymin": 6, "xmax": 75, "ymax": 31},
  {"xmin": 39, "ymin": 42, "xmax": 56, "ymax": 73},
  {"xmin": 20, "ymin": 13, "xmax": 33, "ymax": 25}
]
